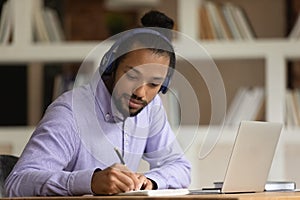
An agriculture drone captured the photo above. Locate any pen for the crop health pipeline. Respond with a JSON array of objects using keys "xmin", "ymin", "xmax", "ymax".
[{"xmin": 114, "ymin": 147, "xmax": 126, "ymax": 165}]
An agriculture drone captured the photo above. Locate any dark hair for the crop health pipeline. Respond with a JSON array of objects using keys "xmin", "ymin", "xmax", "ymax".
[
  {"xmin": 141, "ymin": 10, "xmax": 174, "ymax": 29},
  {"xmin": 141, "ymin": 10, "xmax": 174, "ymax": 41},
  {"xmin": 115, "ymin": 10, "xmax": 175, "ymax": 68}
]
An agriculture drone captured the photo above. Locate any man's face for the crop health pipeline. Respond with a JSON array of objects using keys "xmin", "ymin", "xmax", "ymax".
[{"xmin": 112, "ymin": 49, "xmax": 170, "ymax": 117}]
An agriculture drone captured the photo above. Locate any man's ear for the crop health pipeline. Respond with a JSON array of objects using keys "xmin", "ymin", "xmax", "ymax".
[{"xmin": 102, "ymin": 71, "xmax": 116, "ymax": 94}]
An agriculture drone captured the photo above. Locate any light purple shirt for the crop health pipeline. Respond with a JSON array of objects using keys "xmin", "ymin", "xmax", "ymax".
[{"xmin": 5, "ymin": 75, "xmax": 191, "ymax": 196}]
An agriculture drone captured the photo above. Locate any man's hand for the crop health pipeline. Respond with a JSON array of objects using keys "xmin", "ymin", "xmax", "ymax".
[{"xmin": 91, "ymin": 163, "xmax": 143, "ymax": 195}]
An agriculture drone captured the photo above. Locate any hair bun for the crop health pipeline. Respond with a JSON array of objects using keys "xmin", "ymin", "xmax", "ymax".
[{"xmin": 141, "ymin": 10, "xmax": 174, "ymax": 30}]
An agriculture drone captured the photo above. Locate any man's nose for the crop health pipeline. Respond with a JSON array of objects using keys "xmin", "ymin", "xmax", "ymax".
[{"xmin": 133, "ymin": 84, "xmax": 146, "ymax": 98}]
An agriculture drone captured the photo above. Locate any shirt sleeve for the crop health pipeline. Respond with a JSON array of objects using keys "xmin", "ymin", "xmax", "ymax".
[
  {"xmin": 142, "ymin": 97, "xmax": 191, "ymax": 189},
  {"xmin": 4, "ymin": 95, "xmax": 95, "ymax": 196}
]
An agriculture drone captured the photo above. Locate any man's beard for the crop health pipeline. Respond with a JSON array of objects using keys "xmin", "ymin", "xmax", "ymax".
[{"xmin": 112, "ymin": 93, "xmax": 148, "ymax": 118}]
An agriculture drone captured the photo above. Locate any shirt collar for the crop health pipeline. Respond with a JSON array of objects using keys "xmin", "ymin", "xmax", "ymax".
[{"xmin": 93, "ymin": 75, "xmax": 125, "ymax": 123}]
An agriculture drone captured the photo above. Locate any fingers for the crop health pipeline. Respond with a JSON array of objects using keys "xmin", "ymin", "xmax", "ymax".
[
  {"xmin": 114, "ymin": 165, "xmax": 141, "ymax": 191},
  {"xmin": 91, "ymin": 163, "xmax": 144, "ymax": 195}
]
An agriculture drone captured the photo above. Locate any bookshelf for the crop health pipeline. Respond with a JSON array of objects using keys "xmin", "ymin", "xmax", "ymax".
[
  {"xmin": 0, "ymin": 0, "xmax": 293, "ymax": 125},
  {"xmin": 1, "ymin": 0, "xmax": 300, "ymax": 189},
  {"xmin": 0, "ymin": 0, "xmax": 296, "ymax": 125}
]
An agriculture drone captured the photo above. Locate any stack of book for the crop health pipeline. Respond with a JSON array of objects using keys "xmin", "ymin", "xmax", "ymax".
[
  {"xmin": 289, "ymin": 13, "xmax": 300, "ymax": 39},
  {"xmin": 225, "ymin": 87, "xmax": 265, "ymax": 127},
  {"xmin": 33, "ymin": 6, "xmax": 65, "ymax": 42},
  {"xmin": 285, "ymin": 89, "xmax": 300, "ymax": 126},
  {"xmin": 199, "ymin": 1, "xmax": 256, "ymax": 40},
  {"xmin": 214, "ymin": 181, "xmax": 296, "ymax": 192},
  {"xmin": 0, "ymin": 0, "xmax": 13, "ymax": 44}
]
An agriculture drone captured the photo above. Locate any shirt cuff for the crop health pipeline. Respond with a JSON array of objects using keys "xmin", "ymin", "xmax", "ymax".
[
  {"xmin": 144, "ymin": 172, "xmax": 167, "ymax": 189},
  {"xmin": 148, "ymin": 178, "xmax": 158, "ymax": 190},
  {"xmin": 68, "ymin": 169, "xmax": 96, "ymax": 195}
]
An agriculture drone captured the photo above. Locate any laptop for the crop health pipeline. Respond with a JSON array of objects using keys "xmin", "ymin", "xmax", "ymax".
[{"xmin": 189, "ymin": 120, "xmax": 283, "ymax": 194}]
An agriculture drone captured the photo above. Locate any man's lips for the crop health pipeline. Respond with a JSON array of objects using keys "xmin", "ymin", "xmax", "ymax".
[{"xmin": 128, "ymin": 98, "xmax": 144, "ymax": 109}]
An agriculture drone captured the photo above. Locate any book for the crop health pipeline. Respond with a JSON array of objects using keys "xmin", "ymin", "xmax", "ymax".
[
  {"xmin": 199, "ymin": 1, "xmax": 256, "ymax": 41},
  {"xmin": 215, "ymin": 3, "xmax": 233, "ymax": 40},
  {"xmin": 213, "ymin": 181, "xmax": 296, "ymax": 192},
  {"xmin": 116, "ymin": 188, "xmax": 189, "ymax": 196},
  {"xmin": 264, "ymin": 181, "xmax": 296, "ymax": 192},
  {"xmin": 225, "ymin": 87, "xmax": 264, "ymax": 126},
  {"xmin": 289, "ymin": 13, "xmax": 300, "ymax": 39},
  {"xmin": 205, "ymin": 1, "xmax": 226, "ymax": 40},
  {"xmin": 222, "ymin": 3, "xmax": 243, "ymax": 40},
  {"xmin": 0, "ymin": 0, "xmax": 13, "ymax": 44},
  {"xmin": 285, "ymin": 90, "xmax": 300, "ymax": 126},
  {"xmin": 225, "ymin": 87, "xmax": 248, "ymax": 126},
  {"xmin": 199, "ymin": 4, "xmax": 215, "ymax": 40},
  {"xmin": 33, "ymin": 7, "xmax": 50, "ymax": 42},
  {"xmin": 43, "ymin": 8, "xmax": 65, "ymax": 42},
  {"xmin": 291, "ymin": 90, "xmax": 300, "ymax": 125},
  {"xmin": 231, "ymin": 5, "xmax": 255, "ymax": 40},
  {"xmin": 202, "ymin": 3, "xmax": 217, "ymax": 39}
]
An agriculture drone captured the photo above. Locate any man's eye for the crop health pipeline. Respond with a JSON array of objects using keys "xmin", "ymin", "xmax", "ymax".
[
  {"xmin": 126, "ymin": 73, "xmax": 137, "ymax": 80},
  {"xmin": 149, "ymin": 83, "xmax": 160, "ymax": 88}
]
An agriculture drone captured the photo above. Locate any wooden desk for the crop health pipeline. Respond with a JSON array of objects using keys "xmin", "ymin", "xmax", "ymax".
[
  {"xmin": 2, "ymin": 192, "xmax": 300, "ymax": 200},
  {"xmin": 216, "ymin": 192, "xmax": 300, "ymax": 200}
]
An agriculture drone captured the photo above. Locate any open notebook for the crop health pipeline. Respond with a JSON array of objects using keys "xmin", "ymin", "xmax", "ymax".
[
  {"xmin": 190, "ymin": 121, "xmax": 283, "ymax": 194},
  {"xmin": 116, "ymin": 189, "xmax": 189, "ymax": 196}
]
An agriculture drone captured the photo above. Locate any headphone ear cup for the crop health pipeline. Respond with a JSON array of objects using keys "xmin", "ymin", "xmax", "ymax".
[
  {"xmin": 99, "ymin": 50, "xmax": 116, "ymax": 75},
  {"xmin": 160, "ymin": 77, "xmax": 170, "ymax": 94},
  {"xmin": 99, "ymin": 52, "xmax": 109, "ymax": 74},
  {"xmin": 160, "ymin": 85, "xmax": 168, "ymax": 94}
]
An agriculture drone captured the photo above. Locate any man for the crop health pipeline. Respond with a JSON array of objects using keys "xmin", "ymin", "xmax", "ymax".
[{"xmin": 5, "ymin": 11, "xmax": 191, "ymax": 196}]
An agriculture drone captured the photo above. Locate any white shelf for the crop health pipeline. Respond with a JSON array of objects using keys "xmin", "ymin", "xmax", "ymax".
[
  {"xmin": 178, "ymin": 39, "xmax": 300, "ymax": 59},
  {"xmin": 0, "ymin": 42, "xmax": 102, "ymax": 63},
  {"xmin": 0, "ymin": 39, "xmax": 292, "ymax": 125},
  {"xmin": 2, "ymin": 39, "xmax": 300, "ymax": 62},
  {"xmin": 0, "ymin": 42, "xmax": 292, "ymax": 125}
]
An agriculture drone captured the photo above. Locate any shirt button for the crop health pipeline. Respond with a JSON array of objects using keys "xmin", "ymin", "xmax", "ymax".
[{"xmin": 105, "ymin": 113, "xmax": 110, "ymax": 121}]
